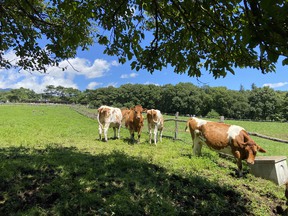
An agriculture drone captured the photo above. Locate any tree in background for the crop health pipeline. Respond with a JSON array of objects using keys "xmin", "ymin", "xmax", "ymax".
[
  {"xmin": 1, "ymin": 83, "xmax": 287, "ymax": 121},
  {"xmin": 248, "ymin": 86, "xmax": 282, "ymax": 120},
  {"xmin": 282, "ymin": 92, "xmax": 288, "ymax": 121},
  {"xmin": 42, "ymin": 85, "xmax": 81, "ymax": 103},
  {"xmin": 6, "ymin": 88, "xmax": 39, "ymax": 103},
  {"xmin": 1, "ymin": 0, "xmax": 288, "ymax": 78}
]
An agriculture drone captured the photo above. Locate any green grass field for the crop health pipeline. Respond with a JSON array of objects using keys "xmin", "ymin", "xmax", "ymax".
[{"xmin": 0, "ymin": 104, "xmax": 287, "ymax": 215}]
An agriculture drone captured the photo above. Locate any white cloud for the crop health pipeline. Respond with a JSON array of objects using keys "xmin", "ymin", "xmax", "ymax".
[
  {"xmin": 46, "ymin": 58, "xmax": 112, "ymax": 79},
  {"xmin": 87, "ymin": 82, "xmax": 102, "ymax": 90},
  {"xmin": 263, "ymin": 82, "xmax": 288, "ymax": 88},
  {"xmin": 111, "ymin": 60, "xmax": 120, "ymax": 66},
  {"xmin": 106, "ymin": 82, "xmax": 118, "ymax": 87},
  {"xmin": 120, "ymin": 74, "xmax": 129, "ymax": 79},
  {"xmin": 0, "ymin": 51, "xmax": 119, "ymax": 93},
  {"xmin": 120, "ymin": 72, "xmax": 138, "ymax": 79},
  {"xmin": 144, "ymin": 81, "xmax": 160, "ymax": 86}
]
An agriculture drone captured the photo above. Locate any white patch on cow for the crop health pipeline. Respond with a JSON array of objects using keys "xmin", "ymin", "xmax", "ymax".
[
  {"xmin": 193, "ymin": 117, "xmax": 208, "ymax": 127},
  {"xmin": 227, "ymin": 125, "xmax": 244, "ymax": 139}
]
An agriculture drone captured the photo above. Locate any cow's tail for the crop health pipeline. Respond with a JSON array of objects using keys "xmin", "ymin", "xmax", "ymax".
[
  {"xmin": 97, "ymin": 114, "xmax": 103, "ymax": 128},
  {"xmin": 185, "ymin": 120, "xmax": 190, "ymax": 132}
]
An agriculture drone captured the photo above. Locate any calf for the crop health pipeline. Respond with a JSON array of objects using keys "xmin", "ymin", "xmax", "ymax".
[
  {"xmin": 97, "ymin": 105, "xmax": 122, "ymax": 142},
  {"xmin": 146, "ymin": 109, "xmax": 164, "ymax": 145},
  {"xmin": 125, "ymin": 105, "xmax": 144, "ymax": 143},
  {"xmin": 186, "ymin": 117, "xmax": 266, "ymax": 176}
]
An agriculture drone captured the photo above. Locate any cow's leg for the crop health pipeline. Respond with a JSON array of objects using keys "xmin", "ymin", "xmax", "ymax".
[
  {"xmin": 137, "ymin": 133, "xmax": 141, "ymax": 143},
  {"xmin": 148, "ymin": 125, "xmax": 152, "ymax": 144},
  {"xmin": 98, "ymin": 125, "xmax": 103, "ymax": 141},
  {"xmin": 153, "ymin": 126, "xmax": 158, "ymax": 145},
  {"xmin": 193, "ymin": 132, "xmax": 202, "ymax": 156},
  {"xmin": 103, "ymin": 124, "xmax": 109, "ymax": 142},
  {"xmin": 130, "ymin": 130, "xmax": 135, "ymax": 142},
  {"xmin": 159, "ymin": 127, "xmax": 163, "ymax": 143},
  {"xmin": 236, "ymin": 158, "xmax": 243, "ymax": 177},
  {"xmin": 113, "ymin": 127, "xmax": 117, "ymax": 139},
  {"xmin": 137, "ymin": 128, "xmax": 142, "ymax": 143},
  {"xmin": 116, "ymin": 125, "xmax": 121, "ymax": 139}
]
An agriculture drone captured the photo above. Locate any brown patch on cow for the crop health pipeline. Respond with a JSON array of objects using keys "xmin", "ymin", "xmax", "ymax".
[
  {"xmin": 125, "ymin": 105, "xmax": 144, "ymax": 143},
  {"xmin": 200, "ymin": 122, "xmax": 230, "ymax": 150},
  {"xmin": 98, "ymin": 107, "xmax": 110, "ymax": 118}
]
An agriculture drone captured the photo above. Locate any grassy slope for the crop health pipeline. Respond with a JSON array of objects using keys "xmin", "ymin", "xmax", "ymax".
[{"xmin": 0, "ymin": 104, "xmax": 287, "ymax": 215}]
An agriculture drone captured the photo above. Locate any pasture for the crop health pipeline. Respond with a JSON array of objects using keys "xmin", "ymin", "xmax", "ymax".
[{"xmin": 0, "ymin": 104, "xmax": 287, "ymax": 215}]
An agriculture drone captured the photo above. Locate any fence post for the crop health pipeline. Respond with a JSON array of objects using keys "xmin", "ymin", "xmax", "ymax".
[
  {"xmin": 220, "ymin": 116, "xmax": 225, "ymax": 123},
  {"xmin": 174, "ymin": 112, "xmax": 179, "ymax": 140}
]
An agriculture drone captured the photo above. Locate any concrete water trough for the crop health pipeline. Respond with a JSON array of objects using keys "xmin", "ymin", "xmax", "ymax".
[{"xmin": 249, "ymin": 156, "xmax": 288, "ymax": 185}]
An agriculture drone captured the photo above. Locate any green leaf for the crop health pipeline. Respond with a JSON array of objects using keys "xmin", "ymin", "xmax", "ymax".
[{"xmin": 282, "ymin": 58, "xmax": 288, "ymax": 66}]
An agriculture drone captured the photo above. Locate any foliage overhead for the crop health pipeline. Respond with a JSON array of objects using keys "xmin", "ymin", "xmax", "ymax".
[{"xmin": 1, "ymin": 0, "xmax": 288, "ymax": 77}]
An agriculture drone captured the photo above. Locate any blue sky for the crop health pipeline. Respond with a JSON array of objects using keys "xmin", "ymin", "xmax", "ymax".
[{"xmin": 1, "ymin": 42, "xmax": 288, "ymax": 93}]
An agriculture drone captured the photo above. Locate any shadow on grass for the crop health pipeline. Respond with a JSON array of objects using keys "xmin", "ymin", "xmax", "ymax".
[{"xmin": 0, "ymin": 146, "xmax": 251, "ymax": 215}]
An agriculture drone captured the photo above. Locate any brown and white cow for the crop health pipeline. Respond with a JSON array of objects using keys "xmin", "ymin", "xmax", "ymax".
[
  {"xmin": 186, "ymin": 117, "xmax": 266, "ymax": 176},
  {"xmin": 124, "ymin": 105, "xmax": 145, "ymax": 143},
  {"xmin": 146, "ymin": 109, "xmax": 164, "ymax": 145},
  {"xmin": 97, "ymin": 105, "xmax": 122, "ymax": 142}
]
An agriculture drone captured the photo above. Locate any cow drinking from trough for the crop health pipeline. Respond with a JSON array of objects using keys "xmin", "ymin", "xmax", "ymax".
[
  {"xmin": 125, "ymin": 105, "xmax": 145, "ymax": 143},
  {"xmin": 97, "ymin": 105, "xmax": 122, "ymax": 142},
  {"xmin": 146, "ymin": 109, "xmax": 164, "ymax": 145},
  {"xmin": 186, "ymin": 117, "xmax": 266, "ymax": 176}
]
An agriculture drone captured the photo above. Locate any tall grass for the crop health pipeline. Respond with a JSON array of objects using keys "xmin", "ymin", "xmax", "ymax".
[{"xmin": 0, "ymin": 104, "xmax": 287, "ymax": 215}]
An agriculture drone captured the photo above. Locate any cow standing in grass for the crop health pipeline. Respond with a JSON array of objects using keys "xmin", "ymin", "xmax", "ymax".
[
  {"xmin": 97, "ymin": 105, "xmax": 122, "ymax": 142},
  {"xmin": 146, "ymin": 109, "xmax": 164, "ymax": 145},
  {"xmin": 124, "ymin": 105, "xmax": 145, "ymax": 143},
  {"xmin": 185, "ymin": 117, "xmax": 266, "ymax": 176}
]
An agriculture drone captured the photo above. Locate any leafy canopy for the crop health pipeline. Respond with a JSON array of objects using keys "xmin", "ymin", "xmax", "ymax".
[{"xmin": 1, "ymin": 0, "xmax": 288, "ymax": 77}]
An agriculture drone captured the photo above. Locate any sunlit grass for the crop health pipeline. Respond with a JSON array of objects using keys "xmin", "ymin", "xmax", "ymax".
[{"xmin": 0, "ymin": 104, "xmax": 287, "ymax": 215}]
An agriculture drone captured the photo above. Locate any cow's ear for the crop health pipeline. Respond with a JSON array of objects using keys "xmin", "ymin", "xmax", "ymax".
[
  {"xmin": 147, "ymin": 110, "xmax": 151, "ymax": 114},
  {"xmin": 258, "ymin": 146, "xmax": 266, "ymax": 153}
]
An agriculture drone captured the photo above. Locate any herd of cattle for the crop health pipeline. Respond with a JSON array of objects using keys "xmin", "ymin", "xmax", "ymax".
[
  {"xmin": 97, "ymin": 105, "xmax": 164, "ymax": 145},
  {"xmin": 97, "ymin": 105, "xmax": 266, "ymax": 176}
]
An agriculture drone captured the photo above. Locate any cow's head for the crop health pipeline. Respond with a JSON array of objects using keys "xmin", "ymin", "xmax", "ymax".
[
  {"xmin": 242, "ymin": 140, "xmax": 266, "ymax": 164},
  {"xmin": 233, "ymin": 130, "xmax": 266, "ymax": 164},
  {"xmin": 133, "ymin": 105, "xmax": 144, "ymax": 120}
]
